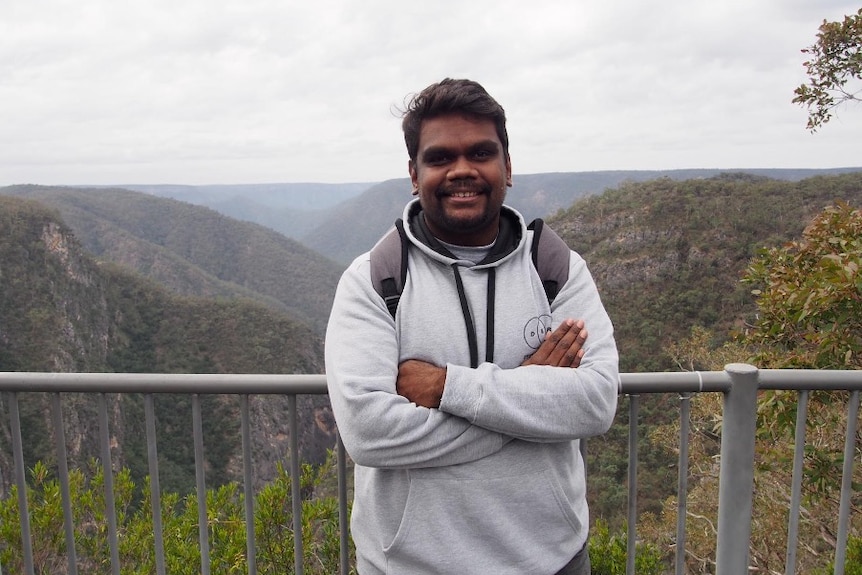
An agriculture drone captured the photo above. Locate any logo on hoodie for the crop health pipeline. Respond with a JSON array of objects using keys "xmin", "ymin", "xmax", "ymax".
[{"xmin": 523, "ymin": 314, "xmax": 553, "ymax": 349}]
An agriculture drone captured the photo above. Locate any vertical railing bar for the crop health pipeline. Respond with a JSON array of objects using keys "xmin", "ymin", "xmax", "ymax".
[
  {"xmin": 675, "ymin": 393, "xmax": 691, "ymax": 575},
  {"xmin": 6, "ymin": 392, "xmax": 35, "ymax": 575},
  {"xmin": 98, "ymin": 393, "xmax": 121, "ymax": 575},
  {"xmin": 144, "ymin": 394, "xmax": 166, "ymax": 575},
  {"xmin": 288, "ymin": 395, "xmax": 304, "ymax": 575},
  {"xmin": 785, "ymin": 389, "xmax": 809, "ymax": 575},
  {"xmin": 833, "ymin": 389, "xmax": 859, "ymax": 575},
  {"xmin": 715, "ymin": 364, "xmax": 759, "ymax": 575},
  {"xmin": 240, "ymin": 394, "xmax": 258, "ymax": 575},
  {"xmin": 336, "ymin": 433, "xmax": 349, "ymax": 575},
  {"xmin": 626, "ymin": 395, "xmax": 639, "ymax": 575},
  {"xmin": 51, "ymin": 393, "xmax": 77, "ymax": 575},
  {"xmin": 192, "ymin": 393, "xmax": 211, "ymax": 575}
]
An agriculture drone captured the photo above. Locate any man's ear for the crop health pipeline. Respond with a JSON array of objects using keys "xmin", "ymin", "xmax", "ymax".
[
  {"xmin": 409, "ymin": 160, "xmax": 419, "ymax": 195},
  {"xmin": 506, "ymin": 155, "xmax": 513, "ymax": 187}
]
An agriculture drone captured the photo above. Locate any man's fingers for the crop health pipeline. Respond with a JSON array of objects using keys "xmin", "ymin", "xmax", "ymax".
[
  {"xmin": 522, "ymin": 319, "xmax": 588, "ymax": 367},
  {"xmin": 548, "ymin": 320, "xmax": 584, "ymax": 365},
  {"xmin": 563, "ymin": 347, "xmax": 585, "ymax": 368}
]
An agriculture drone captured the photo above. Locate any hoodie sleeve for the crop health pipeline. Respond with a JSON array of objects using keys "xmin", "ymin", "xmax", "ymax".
[
  {"xmin": 325, "ymin": 255, "xmax": 509, "ymax": 469},
  {"xmin": 439, "ymin": 251, "xmax": 619, "ymax": 441}
]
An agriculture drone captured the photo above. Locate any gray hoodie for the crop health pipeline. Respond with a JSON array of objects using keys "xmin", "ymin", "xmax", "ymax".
[{"xmin": 325, "ymin": 200, "xmax": 619, "ymax": 574}]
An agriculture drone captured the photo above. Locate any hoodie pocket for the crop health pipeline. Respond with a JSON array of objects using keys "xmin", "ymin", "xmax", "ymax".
[{"xmin": 383, "ymin": 467, "xmax": 582, "ymax": 574}]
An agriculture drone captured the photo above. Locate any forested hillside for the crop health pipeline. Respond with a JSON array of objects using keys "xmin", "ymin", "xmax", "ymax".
[
  {"xmin": 0, "ymin": 185, "xmax": 343, "ymax": 335},
  {"xmin": 549, "ymin": 171, "xmax": 862, "ymax": 523},
  {"xmin": 555, "ymin": 172, "xmax": 862, "ymax": 372},
  {"xmin": 0, "ymin": 196, "xmax": 334, "ymax": 496}
]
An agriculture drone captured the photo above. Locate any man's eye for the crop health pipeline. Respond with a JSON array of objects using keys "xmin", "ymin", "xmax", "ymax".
[
  {"xmin": 425, "ymin": 155, "xmax": 449, "ymax": 165},
  {"xmin": 472, "ymin": 149, "xmax": 494, "ymax": 160}
]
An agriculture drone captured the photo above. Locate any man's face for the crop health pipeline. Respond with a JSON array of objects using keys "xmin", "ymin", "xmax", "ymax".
[{"xmin": 409, "ymin": 113, "xmax": 512, "ymax": 246}]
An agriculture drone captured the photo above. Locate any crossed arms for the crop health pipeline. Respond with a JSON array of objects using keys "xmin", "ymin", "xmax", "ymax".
[{"xmin": 397, "ymin": 319, "xmax": 588, "ymax": 408}]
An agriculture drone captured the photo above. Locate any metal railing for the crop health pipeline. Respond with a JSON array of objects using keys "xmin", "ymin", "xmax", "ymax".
[{"xmin": 1, "ymin": 366, "xmax": 860, "ymax": 575}]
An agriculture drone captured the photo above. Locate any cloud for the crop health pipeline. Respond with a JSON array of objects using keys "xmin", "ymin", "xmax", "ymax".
[{"xmin": 0, "ymin": 0, "xmax": 860, "ymax": 185}]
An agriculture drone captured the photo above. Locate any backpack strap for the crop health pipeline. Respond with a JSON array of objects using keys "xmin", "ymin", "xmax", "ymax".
[
  {"xmin": 528, "ymin": 218, "xmax": 570, "ymax": 305},
  {"xmin": 371, "ymin": 217, "xmax": 570, "ymax": 318},
  {"xmin": 370, "ymin": 219, "xmax": 408, "ymax": 318}
]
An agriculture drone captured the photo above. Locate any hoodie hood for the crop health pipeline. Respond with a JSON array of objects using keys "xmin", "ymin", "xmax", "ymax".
[{"xmin": 402, "ymin": 198, "xmax": 526, "ymax": 268}]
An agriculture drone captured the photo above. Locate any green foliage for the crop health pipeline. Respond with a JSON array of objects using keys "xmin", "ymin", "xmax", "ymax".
[
  {"xmin": 0, "ymin": 460, "xmax": 137, "ymax": 574},
  {"xmin": 743, "ymin": 201, "xmax": 862, "ymax": 369},
  {"xmin": 588, "ymin": 519, "xmax": 664, "ymax": 575},
  {"xmin": 0, "ymin": 453, "xmax": 354, "ymax": 574},
  {"xmin": 793, "ymin": 9, "xmax": 862, "ymax": 131},
  {"xmin": 838, "ymin": 536, "xmax": 862, "ymax": 575},
  {"xmin": 811, "ymin": 536, "xmax": 862, "ymax": 575},
  {"xmin": 650, "ymin": 202, "xmax": 862, "ymax": 573},
  {"xmin": 742, "ymin": 202, "xmax": 861, "ymax": 507},
  {"xmin": 254, "ymin": 461, "xmax": 346, "ymax": 574}
]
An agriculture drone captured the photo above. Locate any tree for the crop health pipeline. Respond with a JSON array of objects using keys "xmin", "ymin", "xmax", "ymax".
[
  {"xmin": 744, "ymin": 200, "xmax": 862, "ymax": 369},
  {"xmin": 643, "ymin": 203, "xmax": 862, "ymax": 573},
  {"xmin": 743, "ymin": 202, "xmax": 861, "ymax": 572},
  {"xmin": 793, "ymin": 9, "xmax": 862, "ymax": 131}
]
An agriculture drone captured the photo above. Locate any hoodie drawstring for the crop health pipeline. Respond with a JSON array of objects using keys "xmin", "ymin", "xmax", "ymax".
[
  {"xmin": 452, "ymin": 265, "xmax": 496, "ymax": 368},
  {"xmin": 485, "ymin": 268, "xmax": 496, "ymax": 364}
]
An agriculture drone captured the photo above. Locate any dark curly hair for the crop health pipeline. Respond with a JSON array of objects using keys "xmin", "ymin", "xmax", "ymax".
[{"xmin": 401, "ymin": 78, "xmax": 509, "ymax": 162}]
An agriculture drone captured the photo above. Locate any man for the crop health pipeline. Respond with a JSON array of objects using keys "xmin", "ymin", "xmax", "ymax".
[{"xmin": 325, "ymin": 78, "xmax": 619, "ymax": 574}]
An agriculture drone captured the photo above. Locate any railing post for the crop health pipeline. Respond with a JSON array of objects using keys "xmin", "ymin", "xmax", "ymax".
[
  {"xmin": 785, "ymin": 389, "xmax": 809, "ymax": 574},
  {"xmin": 192, "ymin": 394, "xmax": 211, "ymax": 575},
  {"xmin": 144, "ymin": 394, "xmax": 166, "ymax": 575},
  {"xmin": 98, "ymin": 393, "xmax": 121, "ymax": 575},
  {"xmin": 626, "ymin": 395, "xmax": 639, "ymax": 575},
  {"xmin": 6, "ymin": 392, "xmax": 35, "ymax": 575},
  {"xmin": 336, "ymin": 434, "xmax": 350, "ymax": 575},
  {"xmin": 834, "ymin": 389, "xmax": 860, "ymax": 575},
  {"xmin": 240, "ymin": 395, "xmax": 257, "ymax": 575},
  {"xmin": 715, "ymin": 363, "xmax": 759, "ymax": 575},
  {"xmin": 51, "ymin": 393, "xmax": 77, "ymax": 575},
  {"xmin": 288, "ymin": 395, "xmax": 304, "ymax": 575},
  {"xmin": 675, "ymin": 393, "xmax": 692, "ymax": 575}
]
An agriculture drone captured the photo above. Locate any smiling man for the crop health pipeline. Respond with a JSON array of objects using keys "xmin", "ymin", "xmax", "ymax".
[
  {"xmin": 325, "ymin": 78, "xmax": 619, "ymax": 575},
  {"xmin": 409, "ymin": 112, "xmax": 511, "ymax": 246}
]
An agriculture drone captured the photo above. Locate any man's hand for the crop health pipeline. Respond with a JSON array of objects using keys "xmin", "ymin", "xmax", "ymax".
[
  {"xmin": 396, "ymin": 320, "xmax": 586, "ymax": 406},
  {"xmin": 522, "ymin": 318, "xmax": 588, "ymax": 368},
  {"xmin": 397, "ymin": 359, "xmax": 446, "ymax": 408}
]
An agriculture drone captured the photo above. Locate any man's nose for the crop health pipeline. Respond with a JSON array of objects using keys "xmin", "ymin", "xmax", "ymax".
[{"xmin": 448, "ymin": 156, "xmax": 477, "ymax": 179}]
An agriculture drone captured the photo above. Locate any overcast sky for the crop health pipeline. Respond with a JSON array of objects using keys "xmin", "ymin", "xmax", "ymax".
[{"xmin": 2, "ymin": 0, "xmax": 860, "ymax": 186}]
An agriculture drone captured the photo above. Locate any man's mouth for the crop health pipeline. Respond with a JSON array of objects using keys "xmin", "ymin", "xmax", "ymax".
[{"xmin": 439, "ymin": 183, "xmax": 490, "ymax": 198}]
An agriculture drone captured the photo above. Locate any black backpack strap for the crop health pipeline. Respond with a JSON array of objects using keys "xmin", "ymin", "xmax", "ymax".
[
  {"xmin": 370, "ymin": 219, "xmax": 409, "ymax": 318},
  {"xmin": 528, "ymin": 218, "xmax": 570, "ymax": 305}
]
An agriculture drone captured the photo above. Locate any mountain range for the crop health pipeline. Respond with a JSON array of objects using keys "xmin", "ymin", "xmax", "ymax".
[
  {"xmin": 2, "ymin": 167, "xmax": 862, "ymax": 514},
  {"xmin": 124, "ymin": 167, "xmax": 862, "ymax": 264}
]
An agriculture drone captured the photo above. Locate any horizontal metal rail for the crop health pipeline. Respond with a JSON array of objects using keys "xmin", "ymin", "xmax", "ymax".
[{"xmin": 0, "ymin": 372, "xmax": 328, "ymax": 394}]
